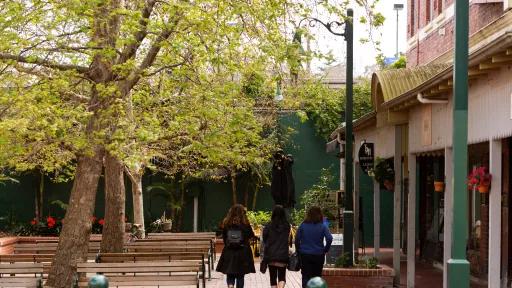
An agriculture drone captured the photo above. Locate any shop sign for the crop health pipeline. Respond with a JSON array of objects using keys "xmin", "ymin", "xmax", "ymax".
[{"xmin": 358, "ymin": 142, "xmax": 374, "ymax": 175}]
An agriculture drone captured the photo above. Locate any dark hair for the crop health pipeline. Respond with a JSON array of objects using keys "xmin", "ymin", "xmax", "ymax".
[
  {"xmin": 304, "ymin": 206, "xmax": 323, "ymax": 224},
  {"xmin": 222, "ymin": 204, "xmax": 249, "ymax": 228},
  {"xmin": 270, "ymin": 205, "xmax": 289, "ymax": 228}
]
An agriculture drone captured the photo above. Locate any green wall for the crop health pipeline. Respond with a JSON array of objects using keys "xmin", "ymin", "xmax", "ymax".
[
  {"xmin": 358, "ymin": 167, "xmax": 394, "ymax": 248},
  {"xmin": 0, "ymin": 113, "xmax": 340, "ymax": 232}
]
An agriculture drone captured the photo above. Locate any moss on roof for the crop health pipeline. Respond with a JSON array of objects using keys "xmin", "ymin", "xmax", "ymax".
[{"xmin": 373, "ymin": 64, "xmax": 450, "ymax": 102}]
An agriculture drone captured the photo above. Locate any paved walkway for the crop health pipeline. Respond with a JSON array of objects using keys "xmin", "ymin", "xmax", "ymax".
[
  {"xmin": 210, "ymin": 249, "xmax": 487, "ymax": 288},
  {"xmin": 210, "ymin": 260, "xmax": 302, "ymax": 288}
]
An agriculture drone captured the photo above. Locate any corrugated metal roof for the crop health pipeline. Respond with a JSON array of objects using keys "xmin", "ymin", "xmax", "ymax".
[{"xmin": 373, "ymin": 64, "xmax": 450, "ymax": 102}]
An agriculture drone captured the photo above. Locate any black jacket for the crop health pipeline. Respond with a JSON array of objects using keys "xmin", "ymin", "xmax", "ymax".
[
  {"xmin": 262, "ymin": 222, "xmax": 291, "ymax": 264},
  {"xmin": 216, "ymin": 224, "xmax": 256, "ymax": 275}
]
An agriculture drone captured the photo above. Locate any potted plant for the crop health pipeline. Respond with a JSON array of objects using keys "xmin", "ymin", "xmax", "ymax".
[
  {"xmin": 370, "ymin": 158, "xmax": 395, "ymax": 191},
  {"xmin": 434, "ymin": 176, "xmax": 445, "ymax": 192},
  {"xmin": 468, "ymin": 166, "xmax": 492, "ymax": 193},
  {"xmin": 160, "ymin": 212, "xmax": 173, "ymax": 232}
]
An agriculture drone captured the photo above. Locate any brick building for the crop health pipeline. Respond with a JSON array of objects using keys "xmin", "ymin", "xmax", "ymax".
[
  {"xmin": 331, "ymin": 1, "xmax": 512, "ymax": 287},
  {"xmin": 407, "ymin": 1, "xmax": 504, "ymax": 67}
]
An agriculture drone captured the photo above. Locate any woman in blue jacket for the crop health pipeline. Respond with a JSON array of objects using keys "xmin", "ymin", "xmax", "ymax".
[{"xmin": 295, "ymin": 206, "xmax": 333, "ymax": 288}]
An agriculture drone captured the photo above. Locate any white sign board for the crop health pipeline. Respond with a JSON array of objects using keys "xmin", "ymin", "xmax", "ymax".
[{"xmin": 331, "ymin": 234, "xmax": 343, "ymax": 246}]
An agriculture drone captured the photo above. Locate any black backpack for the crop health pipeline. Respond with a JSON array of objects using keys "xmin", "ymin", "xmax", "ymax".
[{"xmin": 226, "ymin": 227, "xmax": 244, "ymax": 248}]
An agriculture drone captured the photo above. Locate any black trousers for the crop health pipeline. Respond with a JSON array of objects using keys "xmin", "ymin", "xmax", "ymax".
[
  {"xmin": 299, "ymin": 253, "xmax": 324, "ymax": 288},
  {"xmin": 268, "ymin": 265, "xmax": 286, "ymax": 286}
]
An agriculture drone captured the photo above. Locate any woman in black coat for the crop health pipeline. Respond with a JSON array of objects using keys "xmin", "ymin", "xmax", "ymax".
[
  {"xmin": 262, "ymin": 205, "xmax": 291, "ymax": 288},
  {"xmin": 216, "ymin": 204, "xmax": 256, "ymax": 288}
]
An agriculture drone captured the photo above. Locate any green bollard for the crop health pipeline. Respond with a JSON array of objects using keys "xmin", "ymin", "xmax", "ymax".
[
  {"xmin": 307, "ymin": 277, "xmax": 327, "ymax": 288},
  {"xmin": 88, "ymin": 275, "xmax": 108, "ymax": 288}
]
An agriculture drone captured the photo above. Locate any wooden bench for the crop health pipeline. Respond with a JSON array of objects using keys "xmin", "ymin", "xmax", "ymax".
[
  {"xmin": 96, "ymin": 252, "xmax": 206, "ymax": 287},
  {"xmin": 14, "ymin": 242, "xmax": 100, "ymax": 259},
  {"xmin": 146, "ymin": 233, "xmax": 217, "ymax": 261},
  {"xmin": 0, "ymin": 263, "xmax": 43, "ymax": 288},
  {"xmin": 125, "ymin": 239, "xmax": 213, "ymax": 278},
  {"xmin": 76, "ymin": 262, "xmax": 200, "ymax": 288},
  {"xmin": 0, "ymin": 254, "xmax": 54, "ymax": 275}
]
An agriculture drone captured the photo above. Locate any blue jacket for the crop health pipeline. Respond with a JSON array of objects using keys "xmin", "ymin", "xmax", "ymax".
[{"xmin": 295, "ymin": 222, "xmax": 333, "ymax": 255}]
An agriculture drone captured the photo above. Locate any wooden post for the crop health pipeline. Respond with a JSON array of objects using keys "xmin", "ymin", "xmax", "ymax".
[
  {"xmin": 374, "ymin": 180, "xmax": 381, "ymax": 259},
  {"xmin": 407, "ymin": 154, "xmax": 417, "ymax": 288},
  {"xmin": 443, "ymin": 148, "xmax": 453, "ymax": 288},
  {"xmin": 394, "ymin": 125, "xmax": 403, "ymax": 285},
  {"xmin": 489, "ymin": 139, "xmax": 502, "ymax": 287}
]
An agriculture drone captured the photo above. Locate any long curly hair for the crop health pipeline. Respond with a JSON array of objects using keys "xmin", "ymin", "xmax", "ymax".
[{"xmin": 222, "ymin": 204, "xmax": 249, "ymax": 228}]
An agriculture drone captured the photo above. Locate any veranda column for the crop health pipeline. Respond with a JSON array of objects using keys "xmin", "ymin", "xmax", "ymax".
[
  {"xmin": 394, "ymin": 125, "xmax": 403, "ymax": 285},
  {"xmin": 355, "ymin": 163, "xmax": 360, "ymax": 255},
  {"xmin": 374, "ymin": 180, "xmax": 381, "ymax": 259},
  {"xmin": 489, "ymin": 139, "xmax": 502, "ymax": 287},
  {"xmin": 407, "ymin": 154, "xmax": 417, "ymax": 288},
  {"xmin": 443, "ymin": 148, "xmax": 454, "ymax": 288}
]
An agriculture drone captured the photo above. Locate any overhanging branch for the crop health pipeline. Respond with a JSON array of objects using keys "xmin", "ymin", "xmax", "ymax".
[{"xmin": 0, "ymin": 53, "xmax": 89, "ymax": 73}]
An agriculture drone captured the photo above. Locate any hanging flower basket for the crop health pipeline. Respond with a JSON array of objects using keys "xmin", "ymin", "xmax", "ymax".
[
  {"xmin": 478, "ymin": 184, "xmax": 490, "ymax": 194},
  {"xmin": 434, "ymin": 181, "xmax": 445, "ymax": 192},
  {"xmin": 468, "ymin": 166, "xmax": 492, "ymax": 194}
]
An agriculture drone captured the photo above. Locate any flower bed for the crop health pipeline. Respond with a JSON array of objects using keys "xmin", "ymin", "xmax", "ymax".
[{"xmin": 322, "ymin": 265, "xmax": 394, "ymax": 288}]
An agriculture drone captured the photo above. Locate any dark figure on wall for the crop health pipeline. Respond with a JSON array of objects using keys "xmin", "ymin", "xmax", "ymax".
[{"xmin": 271, "ymin": 151, "xmax": 296, "ymax": 208}]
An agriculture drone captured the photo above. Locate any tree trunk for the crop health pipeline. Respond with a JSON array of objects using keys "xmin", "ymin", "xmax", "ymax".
[
  {"xmin": 100, "ymin": 153, "xmax": 126, "ymax": 253},
  {"xmin": 46, "ymin": 148, "xmax": 104, "ymax": 288},
  {"xmin": 244, "ymin": 184, "xmax": 249, "ymax": 208},
  {"xmin": 129, "ymin": 167, "xmax": 145, "ymax": 238},
  {"xmin": 231, "ymin": 173, "xmax": 237, "ymax": 205},
  {"xmin": 252, "ymin": 187, "xmax": 259, "ymax": 211},
  {"xmin": 39, "ymin": 171, "xmax": 43, "ymax": 219}
]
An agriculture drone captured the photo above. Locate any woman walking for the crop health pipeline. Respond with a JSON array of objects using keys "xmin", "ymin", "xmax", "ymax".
[
  {"xmin": 295, "ymin": 206, "xmax": 333, "ymax": 288},
  {"xmin": 262, "ymin": 205, "xmax": 291, "ymax": 288},
  {"xmin": 216, "ymin": 204, "xmax": 256, "ymax": 288}
]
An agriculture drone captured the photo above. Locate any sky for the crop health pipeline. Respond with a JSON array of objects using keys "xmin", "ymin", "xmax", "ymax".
[{"xmin": 310, "ymin": 0, "xmax": 408, "ymax": 76}]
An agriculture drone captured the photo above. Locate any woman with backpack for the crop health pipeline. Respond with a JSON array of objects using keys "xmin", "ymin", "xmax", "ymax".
[
  {"xmin": 262, "ymin": 205, "xmax": 291, "ymax": 288},
  {"xmin": 216, "ymin": 204, "xmax": 256, "ymax": 288},
  {"xmin": 295, "ymin": 206, "xmax": 333, "ymax": 288}
]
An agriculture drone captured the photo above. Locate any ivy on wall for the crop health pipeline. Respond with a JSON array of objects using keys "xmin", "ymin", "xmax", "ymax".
[{"xmin": 286, "ymin": 78, "xmax": 373, "ymax": 140}]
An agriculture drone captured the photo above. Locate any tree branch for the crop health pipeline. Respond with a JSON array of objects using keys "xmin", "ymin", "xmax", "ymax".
[
  {"xmin": 117, "ymin": 0, "xmax": 158, "ymax": 64},
  {"xmin": 0, "ymin": 53, "xmax": 89, "ymax": 73},
  {"xmin": 122, "ymin": 14, "xmax": 182, "ymax": 92}
]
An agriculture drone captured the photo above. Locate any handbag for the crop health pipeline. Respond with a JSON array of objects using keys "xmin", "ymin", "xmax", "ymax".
[
  {"xmin": 287, "ymin": 252, "xmax": 301, "ymax": 271},
  {"xmin": 260, "ymin": 260, "xmax": 268, "ymax": 273}
]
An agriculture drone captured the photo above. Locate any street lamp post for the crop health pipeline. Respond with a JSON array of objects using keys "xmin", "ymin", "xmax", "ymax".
[
  {"xmin": 448, "ymin": 0, "xmax": 470, "ymax": 286},
  {"xmin": 298, "ymin": 8, "xmax": 355, "ymax": 266},
  {"xmin": 393, "ymin": 4, "xmax": 404, "ymax": 58}
]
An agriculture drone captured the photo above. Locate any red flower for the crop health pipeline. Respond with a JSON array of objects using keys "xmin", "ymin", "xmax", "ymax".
[
  {"xmin": 46, "ymin": 216, "xmax": 56, "ymax": 228},
  {"xmin": 98, "ymin": 219, "xmax": 105, "ymax": 226},
  {"xmin": 91, "ymin": 216, "xmax": 97, "ymax": 223},
  {"xmin": 30, "ymin": 218, "xmax": 37, "ymax": 225}
]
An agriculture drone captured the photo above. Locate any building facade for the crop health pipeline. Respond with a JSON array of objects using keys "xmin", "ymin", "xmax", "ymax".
[{"xmin": 332, "ymin": 2, "xmax": 512, "ymax": 287}]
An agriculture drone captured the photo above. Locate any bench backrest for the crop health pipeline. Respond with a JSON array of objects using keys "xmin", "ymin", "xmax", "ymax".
[
  {"xmin": 97, "ymin": 252, "xmax": 204, "ymax": 263},
  {"xmin": 0, "ymin": 263, "xmax": 44, "ymax": 275},
  {"xmin": 0, "ymin": 254, "xmax": 54, "ymax": 263},
  {"xmin": 77, "ymin": 261, "xmax": 201, "ymax": 273}
]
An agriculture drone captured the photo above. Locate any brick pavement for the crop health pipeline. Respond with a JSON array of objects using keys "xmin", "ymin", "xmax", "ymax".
[{"xmin": 209, "ymin": 260, "xmax": 302, "ymax": 288}]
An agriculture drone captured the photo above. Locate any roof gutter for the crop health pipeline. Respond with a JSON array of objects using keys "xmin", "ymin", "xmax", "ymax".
[{"xmin": 417, "ymin": 92, "xmax": 448, "ymax": 104}]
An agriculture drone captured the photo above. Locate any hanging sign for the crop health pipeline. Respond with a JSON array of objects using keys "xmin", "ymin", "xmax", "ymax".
[{"xmin": 358, "ymin": 142, "xmax": 374, "ymax": 175}]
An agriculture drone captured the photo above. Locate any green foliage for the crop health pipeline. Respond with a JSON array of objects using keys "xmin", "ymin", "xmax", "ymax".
[
  {"xmin": 247, "ymin": 210, "xmax": 272, "ymax": 227},
  {"xmin": 50, "ymin": 200, "xmax": 68, "ymax": 212},
  {"xmin": 335, "ymin": 252, "xmax": 352, "ymax": 268},
  {"xmin": 289, "ymin": 208, "xmax": 305, "ymax": 226},
  {"xmin": 287, "ymin": 78, "xmax": 373, "ymax": 140},
  {"xmin": 390, "ymin": 55, "xmax": 407, "ymax": 69},
  {"xmin": 299, "ymin": 168, "xmax": 337, "ymax": 219},
  {"xmin": 362, "ymin": 256, "xmax": 379, "ymax": 269},
  {"xmin": 370, "ymin": 158, "xmax": 394, "ymax": 186}
]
